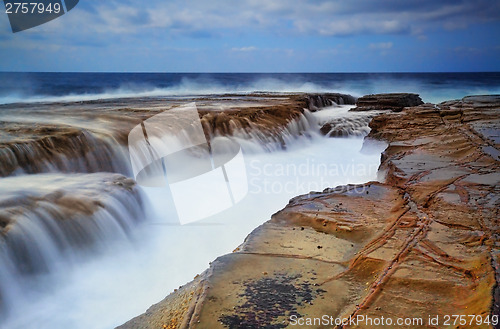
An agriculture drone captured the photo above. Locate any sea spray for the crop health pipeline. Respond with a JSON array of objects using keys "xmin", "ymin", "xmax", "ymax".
[{"xmin": 1, "ymin": 72, "xmax": 499, "ymax": 105}]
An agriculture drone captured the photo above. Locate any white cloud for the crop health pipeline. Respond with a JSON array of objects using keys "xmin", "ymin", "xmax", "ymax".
[
  {"xmin": 68, "ymin": 0, "xmax": 500, "ymax": 38},
  {"xmin": 231, "ymin": 46, "xmax": 257, "ymax": 52},
  {"xmin": 369, "ymin": 42, "xmax": 393, "ymax": 50},
  {"xmin": 3, "ymin": 0, "xmax": 499, "ymax": 54}
]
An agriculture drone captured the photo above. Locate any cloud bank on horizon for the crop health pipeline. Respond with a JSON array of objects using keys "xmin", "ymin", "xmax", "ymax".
[{"xmin": 0, "ymin": 0, "xmax": 499, "ymax": 72}]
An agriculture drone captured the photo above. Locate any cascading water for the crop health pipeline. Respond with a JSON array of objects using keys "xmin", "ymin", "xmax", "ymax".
[
  {"xmin": 314, "ymin": 105, "xmax": 382, "ymax": 137},
  {"xmin": 306, "ymin": 94, "xmax": 357, "ymax": 111},
  {"xmin": 228, "ymin": 109, "xmax": 318, "ymax": 153},
  {"xmin": 0, "ymin": 173, "xmax": 147, "ymax": 317},
  {"xmin": 0, "ymin": 131, "xmax": 131, "ymax": 177},
  {"xmin": 0, "ymin": 103, "xmax": 386, "ymax": 329}
]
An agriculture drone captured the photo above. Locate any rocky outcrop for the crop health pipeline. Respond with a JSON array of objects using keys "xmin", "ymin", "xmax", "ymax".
[
  {"xmin": 118, "ymin": 95, "xmax": 499, "ymax": 329},
  {"xmin": 197, "ymin": 96, "xmax": 312, "ymax": 143},
  {"xmin": 0, "ymin": 93, "xmax": 352, "ymax": 176},
  {"xmin": 0, "ymin": 173, "xmax": 145, "ymax": 266},
  {"xmin": 351, "ymin": 93, "xmax": 424, "ymax": 112},
  {"xmin": 0, "ymin": 127, "xmax": 130, "ymax": 176},
  {"xmin": 306, "ymin": 93, "xmax": 357, "ymax": 111},
  {"xmin": 319, "ymin": 111, "xmax": 379, "ymax": 137}
]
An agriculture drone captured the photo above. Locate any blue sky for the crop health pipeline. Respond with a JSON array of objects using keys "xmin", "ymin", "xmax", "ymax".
[{"xmin": 0, "ymin": 0, "xmax": 499, "ymax": 72}]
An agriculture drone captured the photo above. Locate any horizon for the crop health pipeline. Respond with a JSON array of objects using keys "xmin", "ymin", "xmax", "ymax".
[{"xmin": 2, "ymin": 71, "xmax": 500, "ymax": 74}]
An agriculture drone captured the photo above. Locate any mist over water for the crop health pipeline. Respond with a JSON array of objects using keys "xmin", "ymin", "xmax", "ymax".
[
  {"xmin": 0, "ymin": 105, "xmax": 386, "ymax": 329},
  {"xmin": 1, "ymin": 139, "xmax": 384, "ymax": 329},
  {"xmin": 1, "ymin": 72, "xmax": 499, "ymax": 105}
]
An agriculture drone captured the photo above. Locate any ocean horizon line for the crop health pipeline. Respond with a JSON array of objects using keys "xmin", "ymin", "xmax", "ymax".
[{"xmin": 1, "ymin": 71, "xmax": 499, "ymax": 74}]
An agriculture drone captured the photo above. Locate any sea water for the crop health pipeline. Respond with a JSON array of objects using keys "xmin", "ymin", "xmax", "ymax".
[{"xmin": 0, "ymin": 72, "xmax": 499, "ymax": 105}]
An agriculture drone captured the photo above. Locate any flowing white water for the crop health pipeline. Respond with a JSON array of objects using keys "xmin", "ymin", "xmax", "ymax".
[
  {"xmin": 0, "ymin": 131, "xmax": 131, "ymax": 177},
  {"xmin": 314, "ymin": 106, "xmax": 382, "ymax": 137},
  {"xmin": 0, "ymin": 173, "xmax": 147, "ymax": 321},
  {"xmin": 0, "ymin": 105, "xmax": 386, "ymax": 329}
]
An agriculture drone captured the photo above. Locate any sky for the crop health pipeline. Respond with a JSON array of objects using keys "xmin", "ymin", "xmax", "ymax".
[{"xmin": 0, "ymin": 0, "xmax": 499, "ymax": 72}]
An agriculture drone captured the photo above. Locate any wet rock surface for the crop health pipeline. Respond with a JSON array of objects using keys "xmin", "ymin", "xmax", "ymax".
[
  {"xmin": 118, "ymin": 95, "xmax": 500, "ymax": 329},
  {"xmin": 0, "ymin": 173, "xmax": 146, "ymax": 311},
  {"xmin": 0, "ymin": 173, "xmax": 139, "ymax": 234},
  {"xmin": 218, "ymin": 270, "xmax": 325, "ymax": 329},
  {"xmin": 306, "ymin": 93, "xmax": 357, "ymax": 111},
  {"xmin": 351, "ymin": 93, "xmax": 424, "ymax": 112},
  {"xmin": 0, "ymin": 173, "xmax": 144, "ymax": 266},
  {"xmin": 319, "ymin": 111, "xmax": 379, "ymax": 137},
  {"xmin": 0, "ymin": 93, "xmax": 351, "ymax": 176}
]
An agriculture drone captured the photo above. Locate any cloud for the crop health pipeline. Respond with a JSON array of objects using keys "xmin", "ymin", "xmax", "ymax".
[
  {"xmin": 454, "ymin": 46, "xmax": 481, "ymax": 53},
  {"xmin": 368, "ymin": 42, "xmax": 393, "ymax": 56},
  {"xmin": 231, "ymin": 46, "xmax": 257, "ymax": 52},
  {"xmin": 1, "ymin": 0, "xmax": 499, "ymax": 72},
  {"xmin": 297, "ymin": 19, "xmax": 409, "ymax": 36},
  {"xmin": 27, "ymin": 0, "xmax": 500, "ymax": 38},
  {"xmin": 369, "ymin": 42, "xmax": 393, "ymax": 50}
]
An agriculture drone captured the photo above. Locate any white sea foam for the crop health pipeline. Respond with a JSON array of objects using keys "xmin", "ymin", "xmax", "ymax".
[
  {"xmin": 1, "ymin": 75, "xmax": 498, "ymax": 105},
  {"xmin": 0, "ymin": 79, "xmax": 351, "ymax": 104}
]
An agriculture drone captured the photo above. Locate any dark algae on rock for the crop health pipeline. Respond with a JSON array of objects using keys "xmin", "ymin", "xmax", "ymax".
[{"xmin": 219, "ymin": 273, "xmax": 326, "ymax": 329}]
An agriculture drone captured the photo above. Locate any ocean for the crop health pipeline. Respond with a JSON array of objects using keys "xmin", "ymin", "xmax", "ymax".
[{"xmin": 1, "ymin": 72, "xmax": 500, "ymax": 105}]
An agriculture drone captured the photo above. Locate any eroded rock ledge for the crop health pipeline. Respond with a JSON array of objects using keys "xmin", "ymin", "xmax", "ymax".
[
  {"xmin": 0, "ymin": 173, "xmax": 145, "ymax": 269},
  {"xmin": 0, "ymin": 93, "xmax": 353, "ymax": 177},
  {"xmin": 351, "ymin": 93, "xmax": 424, "ymax": 112},
  {"xmin": 0, "ymin": 173, "xmax": 146, "ymax": 312},
  {"xmin": 118, "ymin": 95, "xmax": 500, "ymax": 329}
]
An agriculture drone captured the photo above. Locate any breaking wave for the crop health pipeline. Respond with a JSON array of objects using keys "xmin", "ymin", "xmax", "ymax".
[{"xmin": 1, "ymin": 72, "xmax": 499, "ymax": 105}]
